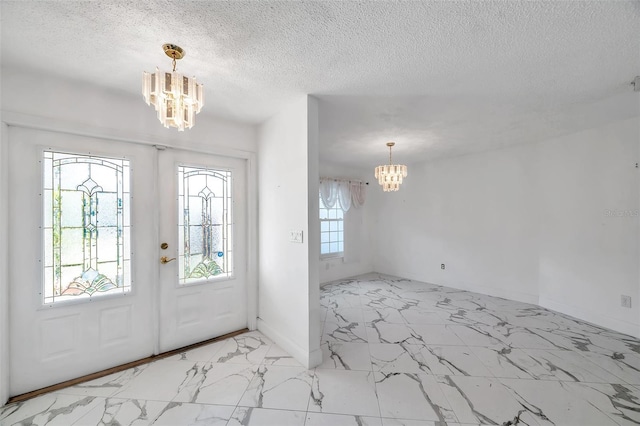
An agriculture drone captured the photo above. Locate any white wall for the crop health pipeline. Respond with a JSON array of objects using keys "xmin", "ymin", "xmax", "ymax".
[
  {"xmin": 1, "ymin": 66, "xmax": 256, "ymax": 155},
  {"xmin": 257, "ymin": 96, "xmax": 322, "ymax": 368},
  {"xmin": 0, "ymin": 16, "xmax": 9, "ymax": 402},
  {"xmin": 307, "ymin": 98, "xmax": 322, "ymax": 360},
  {"xmin": 373, "ymin": 116, "xmax": 640, "ymax": 337},
  {"xmin": 537, "ymin": 118, "xmax": 639, "ymax": 336},
  {"xmin": 371, "ymin": 140, "xmax": 540, "ymax": 304},
  {"xmin": 319, "ymin": 162, "xmax": 374, "ymax": 284}
]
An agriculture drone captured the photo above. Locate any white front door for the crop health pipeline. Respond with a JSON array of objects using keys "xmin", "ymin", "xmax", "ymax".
[
  {"xmin": 156, "ymin": 149, "xmax": 248, "ymax": 352},
  {"xmin": 7, "ymin": 127, "xmax": 249, "ymax": 396}
]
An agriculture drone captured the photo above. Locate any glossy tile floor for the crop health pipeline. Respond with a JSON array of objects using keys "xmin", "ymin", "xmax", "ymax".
[{"xmin": 2, "ymin": 273, "xmax": 640, "ymax": 425}]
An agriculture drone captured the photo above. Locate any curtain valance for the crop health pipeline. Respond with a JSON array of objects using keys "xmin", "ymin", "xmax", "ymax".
[{"xmin": 319, "ymin": 177, "xmax": 366, "ymax": 212}]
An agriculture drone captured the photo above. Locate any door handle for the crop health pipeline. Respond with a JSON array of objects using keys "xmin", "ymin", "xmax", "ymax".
[{"xmin": 160, "ymin": 256, "xmax": 176, "ymax": 264}]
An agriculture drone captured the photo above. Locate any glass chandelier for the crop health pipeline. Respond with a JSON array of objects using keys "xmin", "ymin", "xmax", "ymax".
[
  {"xmin": 375, "ymin": 142, "xmax": 407, "ymax": 192},
  {"xmin": 142, "ymin": 44, "xmax": 204, "ymax": 131}
]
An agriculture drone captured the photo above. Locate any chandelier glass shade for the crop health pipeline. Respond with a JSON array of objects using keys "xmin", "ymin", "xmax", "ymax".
[
  {"xmin": 374, "ymin": 142, "xmax": 407, "ymax": 192},
  {"xmin": 142, "ymin": 44, "xmax": 204, "ymax": 131}
]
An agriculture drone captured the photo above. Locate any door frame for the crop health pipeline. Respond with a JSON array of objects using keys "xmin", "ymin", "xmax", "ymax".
[{"xmin": 0, "ymin": 111, "xmax": 258, "ymax": 404}]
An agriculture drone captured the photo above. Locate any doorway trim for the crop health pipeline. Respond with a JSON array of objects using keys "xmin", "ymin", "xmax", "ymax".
[{"xmin": 0, "ymin": 111, "xmax": 259, "ymax": 404}]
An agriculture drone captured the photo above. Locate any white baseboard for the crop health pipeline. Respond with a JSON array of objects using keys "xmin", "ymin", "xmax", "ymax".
[
  {"xmin": 319, "ymin": 264, "xmax": 373, "ymax": 286},
  {"xmin": 257, "ymin": 318, "xmax": 322, "ymax": 369},
  {"xmin": 390, "ymin": 270, "xmax": 639, "ymax": 338},
  {"xmin": 308, "ymin": 346, "xmax": 323, "ymax": 368},
  {"xmin": 460, "ymin": 282, "xmax": 539, "ymax": 306},
  {"xmin": 386, "ymin": 269, "xmax": 539, "ymax": 306},
  {"xmin": 540, "ymin": 297, "xmax": 639, "ymax": 339},
  {"xmin": 322, "ymin": 269, "xmax": 640, "ymax": 340}
]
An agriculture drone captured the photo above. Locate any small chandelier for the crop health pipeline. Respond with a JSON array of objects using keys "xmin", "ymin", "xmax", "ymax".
[
  {"xmin": 375, "ymin": 142, "xmax": 407, "ymax": 192},
  {"xmin": 142, "ymin": 44, "xmax": 204, "ymax": 131}
]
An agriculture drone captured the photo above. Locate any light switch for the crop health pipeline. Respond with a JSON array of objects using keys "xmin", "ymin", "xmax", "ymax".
[{"xmin": 289, "ymin": 230, "xmax": 303, "ymax": 243}]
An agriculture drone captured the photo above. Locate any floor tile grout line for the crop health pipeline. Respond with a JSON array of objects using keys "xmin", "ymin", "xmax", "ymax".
[
  {"xmin": 66, "ymin": 394, "xmax": 108, "ymax": 426},
  {"xmin": 303, "ymin": 367, "xmax": 317, "ymax": 426},
  {"xmin": 359, "ymin": 281, "xmax": 384, "ymax": 419}
]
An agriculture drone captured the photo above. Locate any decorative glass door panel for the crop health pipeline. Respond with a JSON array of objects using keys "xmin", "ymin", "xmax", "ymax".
[
  {"xmin": 178, "ymin": 166, "xmax": 233, "ymax": 284},
  {"xmin": 43, "ymin": 151, "xmax": 131, "ymax": 304}
]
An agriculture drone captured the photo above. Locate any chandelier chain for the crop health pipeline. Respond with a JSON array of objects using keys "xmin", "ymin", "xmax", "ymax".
[{"xmin": 172, "ymin": 55, "xmax": 177, "ymax": 72}]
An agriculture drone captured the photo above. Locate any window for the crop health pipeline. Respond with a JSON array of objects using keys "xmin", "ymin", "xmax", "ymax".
[
  {"xmin": 42, "ymin": 151, "xmax": 131, "ymax": 304},
  {"xmin": 178, "ymin": 165, "xmax": 233, "ymax": 284},
  {"xmin": 319, "ymin": 193, "xmax": 344, "ymax": 257}
]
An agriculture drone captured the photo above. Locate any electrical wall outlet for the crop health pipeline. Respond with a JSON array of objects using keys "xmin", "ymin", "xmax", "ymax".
[
  {"xmin": 441, "ymin": 264, "xmax": 445, "ymax": 270},
  {"xmin": 621, "ymin": 295, "xmax": 632, "ymax": 309},
  {"xmin": 289, "ymin": 230, "xmax": 303, "ymax": 243}
]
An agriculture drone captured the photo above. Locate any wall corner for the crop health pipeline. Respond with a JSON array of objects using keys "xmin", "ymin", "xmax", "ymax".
[{"xmin": 0, "ymin": 122, "xmax": 9, "ymax": 405}]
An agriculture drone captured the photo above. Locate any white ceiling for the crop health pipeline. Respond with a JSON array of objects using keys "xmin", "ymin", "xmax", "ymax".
[{"xmin": 1, "ymin": 1, "xmax": 639, "ymax": 168}]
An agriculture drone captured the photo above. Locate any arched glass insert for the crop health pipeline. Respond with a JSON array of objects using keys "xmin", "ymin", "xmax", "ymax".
[
  {"xmin": 178, "ymin": 165, "xmax": 233, "ymax": 284},
  {"xmin": 43, "ymin": 151, "xmax": 131, "ymax": 304}
]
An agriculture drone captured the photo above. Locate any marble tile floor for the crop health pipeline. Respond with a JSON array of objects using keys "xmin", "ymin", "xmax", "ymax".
[{"xmin": 3, "ymin": 273, "xmax": 640, "ymax": 425}]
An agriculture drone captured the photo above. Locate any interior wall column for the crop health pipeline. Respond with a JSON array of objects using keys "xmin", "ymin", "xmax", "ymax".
[{"xmin": 1, "ymin": 122, "xmax": 10, "ymax": 405}]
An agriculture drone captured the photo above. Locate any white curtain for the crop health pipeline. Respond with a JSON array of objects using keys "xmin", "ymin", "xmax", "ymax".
[
  {"xmin": 320, "ymin": 177, "xmax": 366, "ymax": 212},
  {"xmin": 320, "ymin": 178, "xmax": 338, "ymax": 208},
  {"xmin": 350, "ymin": 182, "xmax": 366, "ymax": 208},
  {"xmin": 337, "ymin": 181, "xmax": 352, "ymax": 212}
]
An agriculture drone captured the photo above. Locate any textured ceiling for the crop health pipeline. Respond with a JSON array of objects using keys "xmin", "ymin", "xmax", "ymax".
[{"xmin": 1, "ymin": 1, "xmax": 639, "ymax": 167}]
